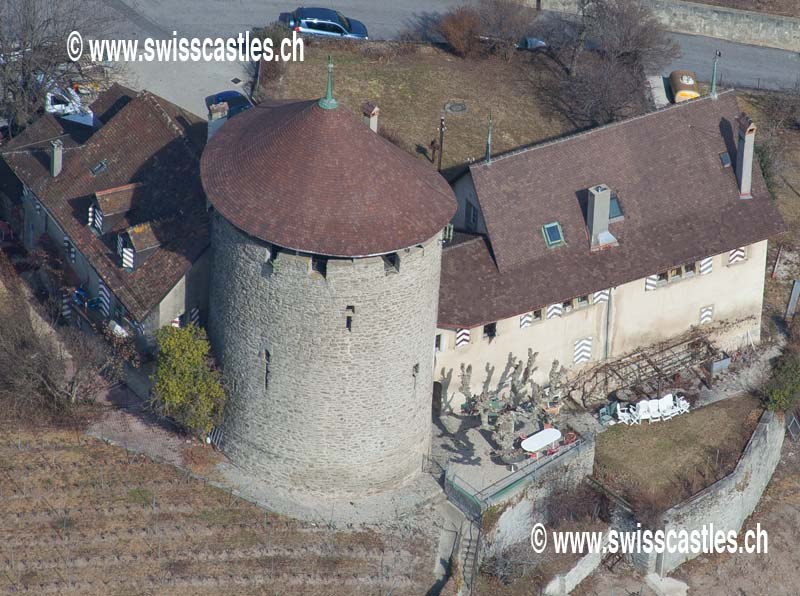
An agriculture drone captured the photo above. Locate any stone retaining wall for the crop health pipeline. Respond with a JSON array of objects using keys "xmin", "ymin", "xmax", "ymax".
[
  {"xmin": 538, "ymin": 0, "xmax": 800, "ymax": 53},
  {"xmin": 657, "ymin": 409, "xmax": 784, "ymax": 573}
]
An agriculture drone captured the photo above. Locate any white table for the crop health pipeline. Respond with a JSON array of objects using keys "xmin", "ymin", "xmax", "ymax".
[{"xmin": 521, "ymin": 428, "xmax": 562, "ymax": 453}]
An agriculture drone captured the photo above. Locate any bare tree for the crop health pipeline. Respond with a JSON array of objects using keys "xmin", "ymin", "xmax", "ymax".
[
  {"xmin": 475, "ymin": 0, "xmax": 537, "ymax": 61},
  {"xmin": 583, "ymin": 0, "xmax": 679, "ymax": 73},
  {"xmin": 0, "ymin": 0, "xmax": 111, "ymax": 133},
  {"xmin": 542, "ymin": 0, "xmax": 678, "ymax": 77},
  {"xmin": 0, "ymin": 252, "xmax": 135, "ymax": 418},
  {"xmin": 534, "ymin": 0, "xmax": 677, "ymax": 126}
]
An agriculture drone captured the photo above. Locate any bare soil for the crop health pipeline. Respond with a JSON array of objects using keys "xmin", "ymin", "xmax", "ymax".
[
  {"xmin": 684, "ymin": 0, "xmax": 799, "ymax": 18},
  {"xmin": 594, "ymin": 394, "xmax": 763, "ymax": 513},
  {"xmin": 0, "ymin": 420, "xmax": 439, "ymax": 595}
]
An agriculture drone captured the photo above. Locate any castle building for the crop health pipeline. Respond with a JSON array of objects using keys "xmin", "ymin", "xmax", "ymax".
[
  {"xmin": 200, "ymin": 67, "xmax": 456, "ymax": 497},
  {"xmin": 435, "ymin": 92, "xmax": 786, "ymax": 410}
]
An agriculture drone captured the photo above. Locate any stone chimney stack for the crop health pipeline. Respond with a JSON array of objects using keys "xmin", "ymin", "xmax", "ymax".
[
  {"xmin": 361, "ymin": 101, "xmax": 379, "ymax": 133},
  {"xmin": 50, "ymin": 139, "xmax": 63, "ymax": 178},
  {"xmin": 735, "ymin": 113, "xmax": 756, "ymax": 199},
  {"xmin": 207, "ymin": 102, "xmax": 230, "ymax": 141},
  {"xmin": 587, "ymin": 184, "xmax": 617, "ymax": 250}
]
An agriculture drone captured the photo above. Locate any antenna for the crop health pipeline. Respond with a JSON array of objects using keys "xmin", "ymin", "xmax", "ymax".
[
  {"xmin": 710, "ymin": 50, "xmax": 722, "ymax": 99},
  {"xmin": 485, "ymin": 112, "xmax": 493, "ymax": 164}
]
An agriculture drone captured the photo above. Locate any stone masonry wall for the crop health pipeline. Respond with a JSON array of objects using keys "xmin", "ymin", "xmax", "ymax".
[
  {"xmin": 538, "ymin": 0, "xmax": 800, "ymax": 53},
  {"xmin": 208, "ymin": 212, "xmax": 443, "ymax": 498},
  {"xmin": 658, "ymin": 409, "xmax": 784, "ymax": 573}
]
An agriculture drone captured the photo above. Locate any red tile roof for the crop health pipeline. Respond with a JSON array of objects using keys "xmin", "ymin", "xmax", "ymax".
[
  {"xmin": 201, "ymin": 99, "xmax": 456, "ymax": 256},
  {"xmin": 439, "ymin": 92, "xmax": 786, "ymax": 328},
  {"xmin": 2, "ymin": 88, "xmax": 209, "ymax": 321}
]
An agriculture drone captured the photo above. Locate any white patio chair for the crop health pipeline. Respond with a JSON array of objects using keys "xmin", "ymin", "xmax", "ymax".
[
  {"xmin": 648, "ymin": 399, "xmax": 662, "ymax": 423},
  {"xmin": 627, "ymin": 402, "xmax": 642, "ymax": 425},
  {"xmin": 675, "ymin": 395, "xmax": 690, "ymax": 414},
  {"xmin": 616, "ymin": 403, "xmax": 633, "ymax": 425},
  {"xmin": 636, "ymin": 400, "xmax": 651, "ymax": 423},
  {"xmin": 658, "ymin": 395, "xmax": 678, "ymax": 420}
]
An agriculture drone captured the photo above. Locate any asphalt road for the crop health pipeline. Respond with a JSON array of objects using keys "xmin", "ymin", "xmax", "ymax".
[
  {"xmin": 98, "ymin": 0, "xmax": 800, "ymax": 117},
  {"xmin": 666, "ymin": 32, "xmax": 800, "ymax": 91}
]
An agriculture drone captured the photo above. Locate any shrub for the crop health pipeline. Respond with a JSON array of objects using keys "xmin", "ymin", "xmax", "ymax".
[
  {"xmin": 439, "ymin": 6, "xmax": 481, "ymax": 58},
  {"xmin": 764, "ymin": 349, "xmax": 800, "ymax": 412},
  {"xmin": 253, "ymin": 22, "xmax": 292, "ymax": 89},
  {"xmin": 151, "ymin": 325, "xmax": 226, "ymax": 438}
]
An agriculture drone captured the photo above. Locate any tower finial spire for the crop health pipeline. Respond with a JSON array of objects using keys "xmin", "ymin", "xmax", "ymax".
[
  {"xmin": 318, "ymin": 55, "xmax": 339, "ymax": 110},
  {"xmin": 485, "ymin": 112, "xmax": 493, "ymax": 164}
]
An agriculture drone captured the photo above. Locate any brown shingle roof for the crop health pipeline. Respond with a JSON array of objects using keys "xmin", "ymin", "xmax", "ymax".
[
  {"xmin": 201, "ymin": 99, "xmax": 456, "ymax": 256},
  {"xmin": 439, "ymin": 92, "xmax": 786, "ymax": 328},
  {"xmin": 95, "ymin": 182, "xmax": 143, "ymax": 215},
  {"xmin": 2, "ymin": 88, "xmax": 209, "ymax": 321}
]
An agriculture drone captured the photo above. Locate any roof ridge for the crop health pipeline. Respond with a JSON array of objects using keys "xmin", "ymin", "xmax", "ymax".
[
  {"xmin": 138, "ymin": 91, "xmax": 199, "ymax": 160},
  {"xmin": 472, "ymin": 90, "xmax": 737, "ymax": 170}
]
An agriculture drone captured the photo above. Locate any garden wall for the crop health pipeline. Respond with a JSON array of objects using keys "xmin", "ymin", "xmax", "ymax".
[
  {"xmin": 538, "ymin": 0, "xmax": 800, "ymax": 53},
  {"xmin": 657, "ymin": 409, "xmax": 784, "ymax": 573}
]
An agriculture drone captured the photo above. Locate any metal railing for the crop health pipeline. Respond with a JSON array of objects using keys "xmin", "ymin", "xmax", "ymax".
[{"xmin": 477, "ymin": 438, "xmax": 585, "ymax": 505}]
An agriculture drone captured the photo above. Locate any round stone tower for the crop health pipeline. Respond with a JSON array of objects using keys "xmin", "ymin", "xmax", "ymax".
[{"xmin": 200, "ymin": 68, "xmax": 456, "ymax": 499}]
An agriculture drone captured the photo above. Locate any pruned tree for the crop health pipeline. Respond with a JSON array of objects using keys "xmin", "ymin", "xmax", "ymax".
[{"xmin": 0, "ymin": 0, "xmax": 111, "ymax": 133}]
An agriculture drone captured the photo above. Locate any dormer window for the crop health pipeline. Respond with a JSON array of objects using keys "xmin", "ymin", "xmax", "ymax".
[
  {"xmin": 609, "ymin": 194, "xmax": 624, "ymax": 222},
  {"xmin": 542, "ymin": 222, "xmax": 565, "ymax": 248},
  {"xmin": 88, "ymin": 203, "xmax": 104, "ymax": 234},
  {"xmin": 117, "ymin": 233, "xmax": 135, "ymax": 270}
]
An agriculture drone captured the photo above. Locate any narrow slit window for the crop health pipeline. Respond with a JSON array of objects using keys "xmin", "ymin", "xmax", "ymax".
[
  {"xmin": 263, "ymin": 350, "xmax": 271, "ymax": 391},
  {"xmin": 345, "ymin": 305, "xmax": 355, "ymax": 332}
]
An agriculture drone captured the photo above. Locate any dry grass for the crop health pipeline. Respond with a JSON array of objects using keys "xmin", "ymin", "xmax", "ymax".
[
  {"xmin": 0, "ymin": 420, "xmax": 438, "ymax": 595},
  {"xmin": 594, "ymin": 394, "xmax": 763, "ymax": 514},
  {"xmin": 261, "ymin": 41, "xmax": 572, "ymax": 177},
  {"xmin": 735, "ymin": 91, "xmax": 800, "ymax": 335},
  {"xmin": 684, "ymin": 0, "xmax": 799, "ymax": 18}
]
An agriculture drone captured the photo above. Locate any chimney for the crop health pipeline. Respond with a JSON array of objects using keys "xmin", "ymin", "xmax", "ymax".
[
  {"xmin": 361, "ymin": 101, "xmax": 379, "ymax": 133},
  {"xmin": 207, "ymin": 101, "xmax": 229, "ymax": 141},
  {"xmin": 735, "ymin": 113, "xmax": 756, "ymax": 199},
  {"xmin": 587, "ymin": 184, "xmax": 618, "ymax": 250},
  {"xmin": 50, "ymin": 139, "xmax": 63, "ymax": 178}
]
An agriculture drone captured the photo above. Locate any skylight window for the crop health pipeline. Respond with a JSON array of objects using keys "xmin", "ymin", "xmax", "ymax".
[
  {"xmin": 542, "ymin": 222, "xmax": 565, "ymax": 248},
  {"xmin": 90, "ymin": 159, "xmax": 108, "ymax": 175}
]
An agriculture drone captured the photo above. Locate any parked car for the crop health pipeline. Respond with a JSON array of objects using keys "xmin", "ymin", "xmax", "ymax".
[
  {"xmin": 205, "ymin": 90, "xmax": 252, "ymax": 119},
  {"xmin": 517, "ymin": 36, "xmax": 547, "ymax": 51},
  {"xmin": 279, "ymin": 7, "xmax": 368, "ymax": 40}
]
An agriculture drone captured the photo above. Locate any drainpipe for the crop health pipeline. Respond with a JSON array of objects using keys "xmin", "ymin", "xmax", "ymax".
[{"xmin": 603, "ymin": 288, "xmax": 614, "ymax": 361}]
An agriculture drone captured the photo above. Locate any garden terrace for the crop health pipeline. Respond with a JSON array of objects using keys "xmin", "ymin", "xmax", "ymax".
[{"xmin": 593, "ymin": 393, "xmax": 763, "ymax": 514}]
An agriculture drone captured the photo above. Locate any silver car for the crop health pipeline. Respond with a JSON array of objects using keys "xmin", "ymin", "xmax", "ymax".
[{"xmin": 279, "ymin": 7, "xmax": 368, "ymax": 40}]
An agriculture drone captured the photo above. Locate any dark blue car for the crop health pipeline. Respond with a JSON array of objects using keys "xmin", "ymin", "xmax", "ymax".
[
  {"xmin": 279, "ymin": 7, "xmax": 368, "ymax": 40},
  {"xmin": 205, "ymin": 91, "xmax": 252, "ymax": 119}
]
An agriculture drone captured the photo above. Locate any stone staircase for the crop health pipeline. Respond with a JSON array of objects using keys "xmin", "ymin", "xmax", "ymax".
[{"xmin": 458, "ymin": 519, "xmax": 482, "ymax": 595}]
